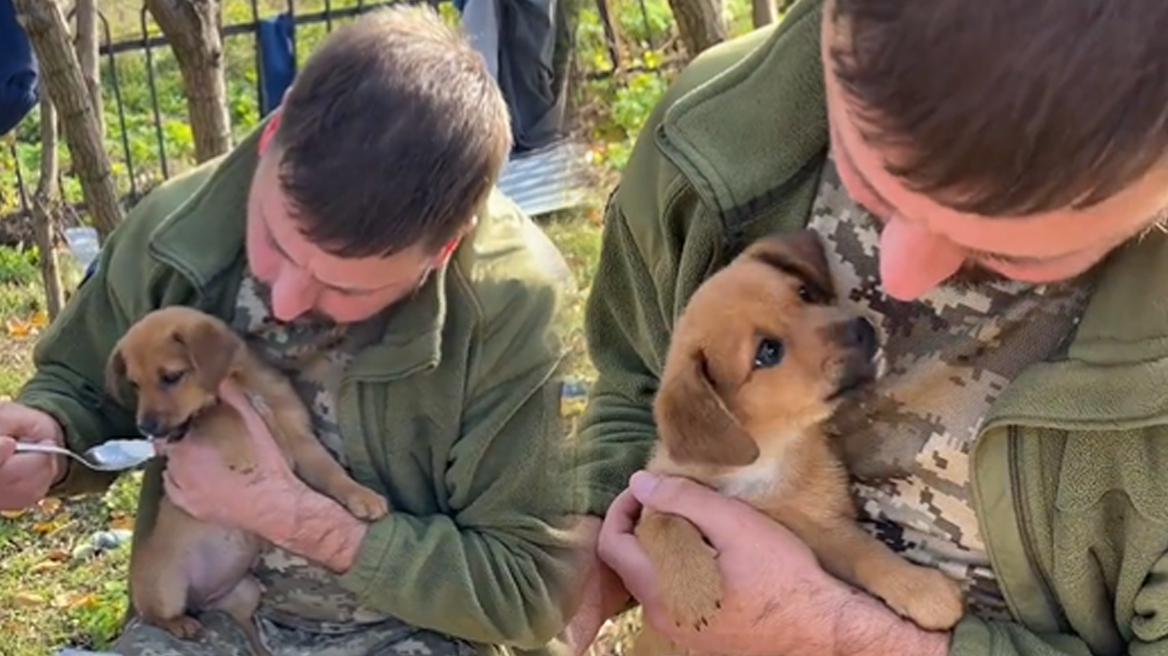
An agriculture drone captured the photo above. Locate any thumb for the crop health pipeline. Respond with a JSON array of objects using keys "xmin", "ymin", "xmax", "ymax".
[
  {"xmin": 629, "ymin": 471, "xmax": 758, "ymax": 544},
  {"xmin": 0, "ymin": 435, "xmax": 14, "ymax": 466},
  {"xmin": 218, "ymin": 380, "xmax": 284, "ymax": 463},
  {"xmin": 0, "ymin": 402, "xmax": 59, "ymax": 444}
]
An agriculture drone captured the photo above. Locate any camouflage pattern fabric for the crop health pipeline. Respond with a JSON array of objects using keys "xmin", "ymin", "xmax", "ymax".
[
  {"xmin": 804, "ymin": 154, "xmax": 1094, "ymax": 620},
  {"xmin": 229, "ymin": 273, "xmax": 399, "ymax": 632},
  {"xmin": 110, "ymin": 273, "xmax": 460, "ymax": 656},
  {"xmin": 112, "ymin": 613, "xmax": 477, "ymax": 656}
]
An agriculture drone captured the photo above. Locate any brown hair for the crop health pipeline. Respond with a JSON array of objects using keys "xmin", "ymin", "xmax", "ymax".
[
  {"xmin": 828, "ymin": 0, "xmax": 1168, "ymax": 217},
  {"xmin": 271, "ymin": 4, "xmax": 511, "ymax": 257}
]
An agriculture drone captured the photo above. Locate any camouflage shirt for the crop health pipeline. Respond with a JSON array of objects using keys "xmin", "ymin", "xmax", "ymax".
[
  {"xmin": 231, "ymin": 273, "xmax": 395, "ymax": 632},
  {"xmin": 805, "ymin": 153, "xmax": 1094, "ymax": 620}
]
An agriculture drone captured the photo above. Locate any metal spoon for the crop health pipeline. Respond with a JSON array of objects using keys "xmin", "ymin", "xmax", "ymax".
[{"xmin": 13, "ymin": 439, "xmax": 160, "ymax": 472}]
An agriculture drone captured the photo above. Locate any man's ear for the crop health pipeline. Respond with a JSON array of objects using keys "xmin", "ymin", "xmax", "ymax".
[{"xmin": 654, "ymin": 349, "xmax": 760, "ymax": 467}]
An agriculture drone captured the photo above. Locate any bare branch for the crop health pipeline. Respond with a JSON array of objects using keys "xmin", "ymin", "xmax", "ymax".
[{"xmin": 13, "ymin": 0, "xmax": 123, "ymax": 239}]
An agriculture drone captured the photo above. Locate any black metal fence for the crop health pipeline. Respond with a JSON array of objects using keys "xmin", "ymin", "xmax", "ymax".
[{"xmin": 1, "ymin": 0, "xmax": 670, "ymax": 239}]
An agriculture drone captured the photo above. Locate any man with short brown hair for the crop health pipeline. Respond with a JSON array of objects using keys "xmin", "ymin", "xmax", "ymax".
[
  {"xmin": 0, "ymin": 6, "xmax": 579, "ymax": 656},
  {"xmin": 568, "ymin": 0, "xmax": 1168, "ymax": 654}
]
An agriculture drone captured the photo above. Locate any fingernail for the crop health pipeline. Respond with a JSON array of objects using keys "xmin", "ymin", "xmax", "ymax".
[{"xmin": 629, "ymin": 471, "xmax": 659, "ymax": 501}]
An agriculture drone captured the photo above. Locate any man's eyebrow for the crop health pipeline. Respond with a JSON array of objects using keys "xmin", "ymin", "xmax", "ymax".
[{"xmin": 259, "ymin": 209, "xmax": 394, "ymax": 294}]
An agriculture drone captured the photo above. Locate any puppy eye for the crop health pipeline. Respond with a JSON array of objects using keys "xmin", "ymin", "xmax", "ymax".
[
  {"xmin": 753, "ymin": 338, "xmax": 784, "ymax": 369},
  {"xmin": 159, "ymin": 370, "xmax": 185, "ymax": 386}
]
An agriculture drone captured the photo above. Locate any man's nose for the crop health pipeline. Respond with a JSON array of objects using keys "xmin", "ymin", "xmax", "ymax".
[
  {"xmin": 269, "ymin": 267, "xmax": 317, "ymax": 322},
  {"xmin": 877, "ymin": 216, "xmax": 964, "ymax": 301}
]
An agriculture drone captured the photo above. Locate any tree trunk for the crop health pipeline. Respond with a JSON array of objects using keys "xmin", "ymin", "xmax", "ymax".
[
  {"xmin": 13, "ymin": 0, "xmax": 123, "ymax": 240},
  {"xmin": 144, "ymin": 0, "xmax": 231, "ymax": 162},
  {"xmin": 667, "ymin": 0, "xmax": 726, "ymax": 59},
  {"xmin": 31, "ymin": 95, "xmax": 66, "ymax": 319},
  {"xmin": 752, "ymin": 0, "xmax": 776, "ymax": 29},
  {"xmin": 73, "ymin": 0, "xmax": 103, "ymax": 138}
]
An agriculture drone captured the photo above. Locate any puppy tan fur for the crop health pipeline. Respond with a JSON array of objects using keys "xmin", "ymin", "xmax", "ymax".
[
  {"xmin": 106, "ymin": 306, "xmax": 390, "ymax": 656},
  {"xmin": 632, "ymin": 231, "xmax": 964, "ymax": 656}
]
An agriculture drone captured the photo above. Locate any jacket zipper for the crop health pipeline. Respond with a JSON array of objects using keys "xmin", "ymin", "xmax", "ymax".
[{"xmin": 1007, "ymin": 425, "xmax": 1067, "ymax": 631}]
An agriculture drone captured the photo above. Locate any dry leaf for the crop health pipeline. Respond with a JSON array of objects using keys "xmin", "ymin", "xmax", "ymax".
[
  {"xmin": 108, "ymin": 515, "xmax": 134, "ymax": 531},
  {"xmin": 37, "ymin": 497, "xmax": 62, "ymax": 515},
  {"xmin": 46, "ymin": 548, "xmax": 70, "ymax": 561},
  {"xmin": 4, "ymin": 318, "xmax": 31, "ymax": 337},
  {"xmin": 0, "ymin": 508, "xmax": 26, "ymax": 520},
  {"xmin": 28, "ymin": 309, "xmax": 48, "ymax": 327},
  {"xmin": 53, "ymin": 591, "xmax": 98, "ymax": 609},
  {"xmin": 31, "ymin": 521, "xmax": 58, "ymax": 535},
  {"xmin": 30, "ymin": 560, "xmax": 63, "ymax": 574},
  {"xmin": 11, "ymin": 591, "xmax": 45, "ymax": 607}
]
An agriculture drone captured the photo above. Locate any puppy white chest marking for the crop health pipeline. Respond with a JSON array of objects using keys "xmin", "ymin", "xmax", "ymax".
[{"xmin": 714, "ymin": 440, "xmax": 792, "ymax": 502}]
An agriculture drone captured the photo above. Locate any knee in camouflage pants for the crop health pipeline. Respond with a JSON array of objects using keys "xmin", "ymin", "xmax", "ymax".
[{"xmin": 112, "ymin": 613, "xmax": 478, "ymax": 656}]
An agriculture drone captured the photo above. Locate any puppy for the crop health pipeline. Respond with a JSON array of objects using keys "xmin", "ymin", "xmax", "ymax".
[
  {"xmin": 106, "ymin": 305, "xmax": 390, "ymax": 656},
  {"xmin": 632, "ymin": 231, "xmax": 963, "ymax": 656}
]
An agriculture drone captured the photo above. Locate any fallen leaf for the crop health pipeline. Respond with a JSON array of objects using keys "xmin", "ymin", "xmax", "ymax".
[
  {"xmin": 0, "ymin": 508, "xmax": 26, "ymax": 520},
  {"xmin": 54, "ymin": 591, "xmax": 98, "ymax": 609},
  {"xmin": 37, "ymin": 497, "xmax": 62, "ymax": 515},
  {"xmin": 108, "ymin": 515, "xmax": 134, "ymax": 531},
  {"xmin": 46, "ymin": 548, "xmax": 70, "ymax": 561},
  {"xmin": 28, "ymin": 309, "xmax": 48, "ymax": 327},
  {"xmin": 11, "ymin": 591, "xmax": 45, "ymax": 607},
  {"xmin": 32, "ymin": 521, "xmax": 57, "ymax": 534},
  {"xmin": 4, "ymin": 318, "xmax": 31, "ymax": 337},
  {"xmin": 30, "ymin": 560, "xmax": 63, "ymax": 574}
]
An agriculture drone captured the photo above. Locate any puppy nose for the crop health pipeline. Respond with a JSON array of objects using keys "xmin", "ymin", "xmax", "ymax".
[
  {"xmin": 845, "ymin": 317, "xmax": 879, "ymax": 357},
  {"xmin": 138, "ymin": 417, "xmax": 162, "ymax": 437}
]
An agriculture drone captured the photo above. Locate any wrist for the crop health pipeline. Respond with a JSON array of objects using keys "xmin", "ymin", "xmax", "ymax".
[
  {"xmin": 831, "ymin": 588, "xmax": 952, "ymax": 656},
  {"xmin": 265, "ymin": 481, "xmax": 368, "ymax": 572}
]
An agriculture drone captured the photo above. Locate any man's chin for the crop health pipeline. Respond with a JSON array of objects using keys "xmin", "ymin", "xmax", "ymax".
[{"xmin": 944, "ymin": 263, "xmax": 1010, "ymax": 289}]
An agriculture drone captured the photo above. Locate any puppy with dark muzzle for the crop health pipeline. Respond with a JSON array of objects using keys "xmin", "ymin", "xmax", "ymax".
[
  {"xmin": 105, "ymin": 305, "xmax": 389, "ymax": 656},
  {"xmin": 631, "ymin": 231, "xmax": 964, "ymax": 656}
]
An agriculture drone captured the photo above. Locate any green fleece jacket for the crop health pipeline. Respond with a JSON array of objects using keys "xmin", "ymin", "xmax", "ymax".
[
  {"xmin": 574, "ymin": 1, "xmax": 1168, "ymax": 655},
  {"xmin": 19, "ymin": 120, "xmax": 579, "ymax": 654}
]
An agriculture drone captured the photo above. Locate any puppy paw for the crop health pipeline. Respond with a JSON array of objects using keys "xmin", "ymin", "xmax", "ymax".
[
  {"xmin": 877, "ymin": 566, "xmax": 964, "ymax": 631},
  {"xmin": 657, "ymin": 545, "xmax": 723, "ymax": 631},
  {"xmin": 158, "ymin": 615, "xmax": 205, "ymax": 641},
  {"xmin": 342, "ymin": 485, "xmax": 390, "ymax": 521}
]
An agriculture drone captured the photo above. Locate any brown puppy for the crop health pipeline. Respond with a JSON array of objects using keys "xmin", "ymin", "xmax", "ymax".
[
  {"xmin": 106, "ymin": 305, "xmax": 390, "ymax": 656},
  {"xmin": 632, "ymin": 231, "xmax": 963, "ymax": 656}
]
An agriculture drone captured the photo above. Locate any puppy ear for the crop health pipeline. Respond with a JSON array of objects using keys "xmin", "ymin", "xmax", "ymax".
[
  {"xmin": 655, "ymin": 350, "xmax": 760, "ymax": 467},
  {"xmin": 743, "ymin": 230, "xmax": 835, "ymax": 303},
  {"xmin": 175, "ymin": 318, "xmax": 242, "ymax": 391},
  {"xmin": 104, "ymin": 346, "xmax": 127, "ymax": 403}
]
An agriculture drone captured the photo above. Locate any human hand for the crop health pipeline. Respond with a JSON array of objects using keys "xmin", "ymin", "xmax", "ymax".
[
  {"xmin": 0, "ymin": 402, "xmax": 67, "ymax": 511},
  {"xmin": 161, "ymin": 378, "xmax": 305, "ymax": 537},
  {"xmin": 562, "ymin": 515, "xmax": 632, "ymax": 656},
  {"xmin": 598, "ymin": 471, "xmax": 951, "ymax": 656}
]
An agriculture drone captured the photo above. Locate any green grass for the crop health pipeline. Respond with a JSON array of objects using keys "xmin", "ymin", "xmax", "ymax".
[{"xmin": 0, "ymin": 0, "xmax": 760, "ymax": 652}]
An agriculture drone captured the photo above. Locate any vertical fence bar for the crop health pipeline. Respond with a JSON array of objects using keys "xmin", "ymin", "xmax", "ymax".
[
  {"xmin": 251, "ymin": 0, "xmax": 264, "ymax": 115},
  {"xmin": 636, "ymin": 0, "xmax": 656, "ymax": 51},
  {"xmin": 98, "ymin": 11, "xmax": 138, "ymax": 200},
  {"xmin": 10, "ymin": 143, "xmax": 30, "ymax": 217},
  {"xmin": 139, "ymin": 6, "xmax": 170, "ymax": 179}
]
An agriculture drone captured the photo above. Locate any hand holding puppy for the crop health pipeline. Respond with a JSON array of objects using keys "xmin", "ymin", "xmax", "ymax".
[
  {"xmin": 162, "ymin": 378, "xmax": 305, "ymax": 538},
  {"xmin": 599, "ymin": 472, "xmax": 952, "ymax": 656},
  {"xmin": 0, "ymin": 402, "xmax": 66, "ymax": 510}
]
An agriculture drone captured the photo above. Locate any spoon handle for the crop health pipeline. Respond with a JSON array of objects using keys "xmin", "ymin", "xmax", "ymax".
[{"xmin": 13, "ymin": 442, "xmax": 72, "ymax": 457}]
